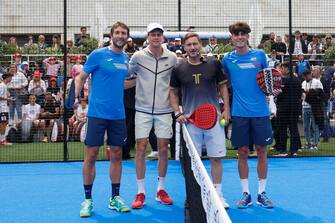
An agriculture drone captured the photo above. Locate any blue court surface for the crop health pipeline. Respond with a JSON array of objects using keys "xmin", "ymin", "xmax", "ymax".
[{"xmin": 1, "ymin": 157, "xmax": 335, "ymax": 223}]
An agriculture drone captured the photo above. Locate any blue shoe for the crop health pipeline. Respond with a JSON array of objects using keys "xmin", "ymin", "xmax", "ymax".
[
  {"xmin": 257, "ymin": 192, "xmax": 274, "ymax": 208},
  {"xmin": 236, "ymin": 192, "xmax": 252, "ymax": 209}
]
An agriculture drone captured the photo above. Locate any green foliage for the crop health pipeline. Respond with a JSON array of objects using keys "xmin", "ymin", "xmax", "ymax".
[
  {"xmin": 0, "ymin": 44, "xmax": 22, "ymax": 55},
  {"xmin": 78, "ymin": 38, "xmax": 99, "ymax": 54},
  {"xmin": 324, "ymin": 45, "xmax": 335, "ymax": 66},
  {"xmin": 216, "ymin": 44, "xmax": 235, "ymax": 60},
  {"xmin": 0, "ymin": 37, "xmax": 99, "ymax": 56}
]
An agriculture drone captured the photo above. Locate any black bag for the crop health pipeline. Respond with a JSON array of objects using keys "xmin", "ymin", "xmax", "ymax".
[{"xmin": 6, "ymin": 127, "xmax": 21, "ymax": 143}]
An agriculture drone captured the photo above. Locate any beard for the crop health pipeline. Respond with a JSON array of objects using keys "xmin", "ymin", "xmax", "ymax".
[{"xmin": 112, "ymin": 39, "xmax": 126, "ymax": 49}]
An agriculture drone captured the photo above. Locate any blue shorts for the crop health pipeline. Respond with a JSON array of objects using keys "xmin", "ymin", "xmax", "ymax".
[
  {"xmin": 231, "ymin": 116, "xmax": 273, "ymax": 148},
  {"xmin": 85, "ymin": 117, "xmax": 127, "ymax": 147}
]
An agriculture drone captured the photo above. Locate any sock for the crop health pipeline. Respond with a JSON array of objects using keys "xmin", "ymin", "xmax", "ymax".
[
  {"xmin": 258, "ymin": 179, "xmax": 267, "ymax": 194},
  {"xmin": 157, "ymin": 176, "xmax": 165, "ymax": 191},
  {"xmin": 137, "ymin": 179, "xmax": 145, "ymax": 194},
  {"xmin": 84, "ymin": 184, "xmax": 93, "ymax": 199},
  {"xmin": 0, "ymin": 134, "xmax": 5, "ymax": 142},
  {"xmin": 112, "ymin": 183, "xmax": 120, "ymax": 199},
  {"xmin": 240, "ymin": 179, "xmax": 250, "ymax": 194},
  {"xmin": 214, "ymin": 183, "xmax": 223, "ymax": 197}
]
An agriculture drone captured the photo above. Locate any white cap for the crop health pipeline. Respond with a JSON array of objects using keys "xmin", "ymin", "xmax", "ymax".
[
  {"xmin": 103, "ymin": 37, "xmax": 110, "ymax": 43},
  {"xmin": 176, "ymin": 50, "xmax": 182, "ymax": 54},
  {"xmin": 127, "ymin": 37, "xmax": 133, "ymax": 42},
  {"xmin": 22, "ymin": 61, "xmax": 29, "ymax": 65},
  {"xmin": 147, "ymin": 23, "xmax": 164, "ymax": 33},
  {"xmin": 175, "ymin": 37, "xmax": 181, "ymax": 41}
]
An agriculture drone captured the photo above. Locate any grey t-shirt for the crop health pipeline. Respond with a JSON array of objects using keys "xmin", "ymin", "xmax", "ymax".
[{"xmin": 170, "ymin": 58, "xmax": 227, "ymax": 116}]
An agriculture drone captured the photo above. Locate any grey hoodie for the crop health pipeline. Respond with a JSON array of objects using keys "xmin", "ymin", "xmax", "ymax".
[{"xmin": 129, "ymin": 47, "xmax": 177, "ymax": 114}]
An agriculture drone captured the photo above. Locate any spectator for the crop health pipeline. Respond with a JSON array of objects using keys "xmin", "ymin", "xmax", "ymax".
[
  {"xmin": 270, "ymin": 36, "xmax": 287, "ymax": 56},
  {"xmin": 71, "ymin": 55, "xmax": 83, "ymax": 80},
  {"xmin": 301, "ymin": 70, "xmax": 323, "ymax": 150},
  {"xmin": 320, "ymin": 67, "xmax": 332, "ymax": 142},
  {"xmin": 51, "ymin": 34, "xmax": 62, "ymax": 50},
  {"xmin": 0, "ymin": 73, "xmax": 15, "ymax": 146},
  {"xmin": 267, "ymin": 50, "xmax": 280, "ymax": 68},
  {"xmin": 7, "ymin": 63, "xmax": 28, "ymax": 124},
  {"xmin": 290, "ymin": 30, "xmax": 308, "ymax": 54},
  {"xmin": 100, "ymin": 37, "xmax": 110, "ymax": 48},
  {"xmin": 67, "ymin": 40, "xmax": 75, "ymax": 51},
  {"xmin": 274, "ymin": 62, "xmax": 302, "ymax": 157},
  {"xmin": 302, "ymin": 32, "xmax": 309, "ymax": 46},
  {"xmin": 322, "ymin": 34, "xmax": 333, "ymax": 52},
  {"xmin": 124, "ymin": 37, "xmax": 139, "ymax": 57},
  {"xmin": 46, "ymin": 77, "xmax": 61, "ymax": 100},
  {"xmin": 75, "ymin": 26, "xmax": 90, "ymax": 46},
  {"xmin": 284, "ymin": 34, "xmax": 290, "ymax": 53},
  {"xmin": 175, "ymin": 49, "xmax": 185, "ymax": 63},
  {"xmin": 73, "ymin": 98, "xmax": 88, "ymax": 137},
  {"xmin": 167, "ymin": 39, "xmax": 175, "ymax": 51},
  {"xmin": 24, "ymin": 35, "xmax": 36, "ymax": 48},
  {"xmin": 13, "ymin": 53, "xmax": 22, "ymax": 68},
  {"xmin": 204, "ymin": 37, "xmax": 219, "ymax": 54},
  {"xmin": 28, "ymin": 70, "xmax": 47, "ymax": 104},
  {"xmin": 308, "ymin": 34, "xmax": 323, "ymax": 64},
  {"xmin": 21, "ymin": 94, "xmax": 41, "ymax": 142},
  {"xmin": 170, "ymin": 37, "xmax": 185, "ymax": 53},
  {"xmin": 263, "ymin": 32, "xmax": 275, "ymax": 51},
  {"xmin": 32, "ymin": 60, "xmax": 45, "ymax": 79},
  {"xmin": 19, "ymin": 61, "xmax": 30, "ymax": 77},
  {"xmin": 43, "ymin": 56, "xmax": 63, "ymax": 77},
  {"xmin": 40, "ymin": 92, "xmax": 60, "ymax": 143},
  {"xmin": 8, "ymin": 37, "xmax": 19, "ymax": 48},
  {"xmin": 295, "ymin": 53, "xmax": 310, "ymax": 81},
  {"xmin": 37, "ymin": 35, "xmax": 48, "ymax": 50}
]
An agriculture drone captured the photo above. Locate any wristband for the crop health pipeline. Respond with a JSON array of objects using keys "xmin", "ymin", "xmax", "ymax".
[{"xmin": 174, "ymin": 112, "xmax": 184, "ymax": 119}]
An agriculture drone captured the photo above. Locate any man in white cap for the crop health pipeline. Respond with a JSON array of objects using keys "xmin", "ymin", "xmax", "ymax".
[
  {"xmin": 170, "ymin": 37, "xmax": 185, "ymax": 53},
  {"xmin": 129, "ymin": 22, "xmax": 177, "ymax": 209}
]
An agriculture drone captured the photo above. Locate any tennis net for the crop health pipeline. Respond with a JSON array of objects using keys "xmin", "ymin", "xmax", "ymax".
[{"xmin": 178, "ymin": 123, "xmax": 232, "ymax": 223}]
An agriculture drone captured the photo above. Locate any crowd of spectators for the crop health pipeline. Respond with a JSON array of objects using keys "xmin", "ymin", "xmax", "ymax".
[{"xmin": 0, "ymin": 28, "xmax": 335, "ymax": 151}]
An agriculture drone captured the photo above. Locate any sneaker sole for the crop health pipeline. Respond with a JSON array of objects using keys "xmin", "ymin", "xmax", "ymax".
[
  {"xmin": 108, "ymin": 204, "xmax": 131, "ymax": 212},
  {"xmin": 131, "ymin": 202, "xmax": 145, "ymax": 209},
  {"xmin": 256, "ymin": 201, "xmax": 274, "ymax": 208},
  {"xmin": 236, "ymin": 202, "xmax": 252, "ymax": 209},
  {"xmin": 155, "ymin": 197, "xmax": 173, "ymax": 205},
  {"xmin": 80, "ymin": 213, "xmax": 92, "ymax": 218}
]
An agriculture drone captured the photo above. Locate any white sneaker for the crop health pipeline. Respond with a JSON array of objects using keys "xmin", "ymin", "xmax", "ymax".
[
  {"xmin": 220, "ymin": 196, "xmax": 230, "ymax": 209},
  {"xmin": 147, "ymin": 151, "xmax": 159, "ymax": 158}
]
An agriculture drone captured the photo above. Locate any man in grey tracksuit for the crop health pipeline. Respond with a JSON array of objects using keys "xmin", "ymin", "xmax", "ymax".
[{"xmin": 129, "ymin": 23, "xmax": 177, "ymax": 209}]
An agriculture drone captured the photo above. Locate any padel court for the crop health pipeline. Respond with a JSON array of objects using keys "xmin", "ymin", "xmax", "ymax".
[{"xmin": 1, "ymin": 157, "xmax": 334, "ymax": 223}]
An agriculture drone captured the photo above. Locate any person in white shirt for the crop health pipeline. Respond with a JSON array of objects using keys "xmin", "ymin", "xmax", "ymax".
[
  {"xmin": 7, "ymin": 63, "xmax": 28, "ymax": 123},
  {"xmin": 0, "ymin": 73, "xmax": 15, "ymax": 145},
  {"xmin": 21, "ymin": 94, "xmax": 41, "ymax": 142},
  {"xmin": 73, "ymin": 99, "xmax": 88, "ymax": 136},
  {"xmin": 301, "ymin": 70, "xmax": 324, "ymax": 150}
]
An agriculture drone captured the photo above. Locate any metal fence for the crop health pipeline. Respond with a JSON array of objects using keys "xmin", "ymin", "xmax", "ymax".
[{"xmin": 0, "ymin": 0, "xmax": 335, "ymax": 163}]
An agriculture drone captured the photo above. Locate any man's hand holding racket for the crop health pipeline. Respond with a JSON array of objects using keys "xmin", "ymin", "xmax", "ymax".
[{"xmin": 175, "ymin": 104, "xmax": 219, "ymax": 130}]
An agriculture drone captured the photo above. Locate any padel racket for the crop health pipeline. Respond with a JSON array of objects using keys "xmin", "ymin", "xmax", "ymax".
[
  {"xmin": 64, "ymin": 78, "xmax": 75, "ymax": 109},
  {"xmin": 256, "ymin": 68, "xmax": 282, "ymax": 95},
  {"xmin": 187, "ymin": 104, "xmax": 217, "ymax": 130}
]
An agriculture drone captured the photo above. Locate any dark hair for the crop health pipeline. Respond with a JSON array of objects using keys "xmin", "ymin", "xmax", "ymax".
[
  {"xmin": 184, "ymin": 32, "xmax": 201, "ymax": 43},
  {"xmin": 302, "ymin": 70, "xmax": 311, "ymax": 76},
  {"xmin": 110, "ymin": 22, "xmax": 129, "ymax": 36},
  {"xmin": 80, "ymin": 27, "xmax": 87, "ymax": 31},
  {"xmin": 2, "ymin": 72, "xmax": 13, "ymax": 80},
  {"xmin": 229, "ymin": 22, "xmax": 251, "ymax": 35},
  {"xmin": 281, "ymin": 61, "xmax": 290, "ymax": 69}
]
